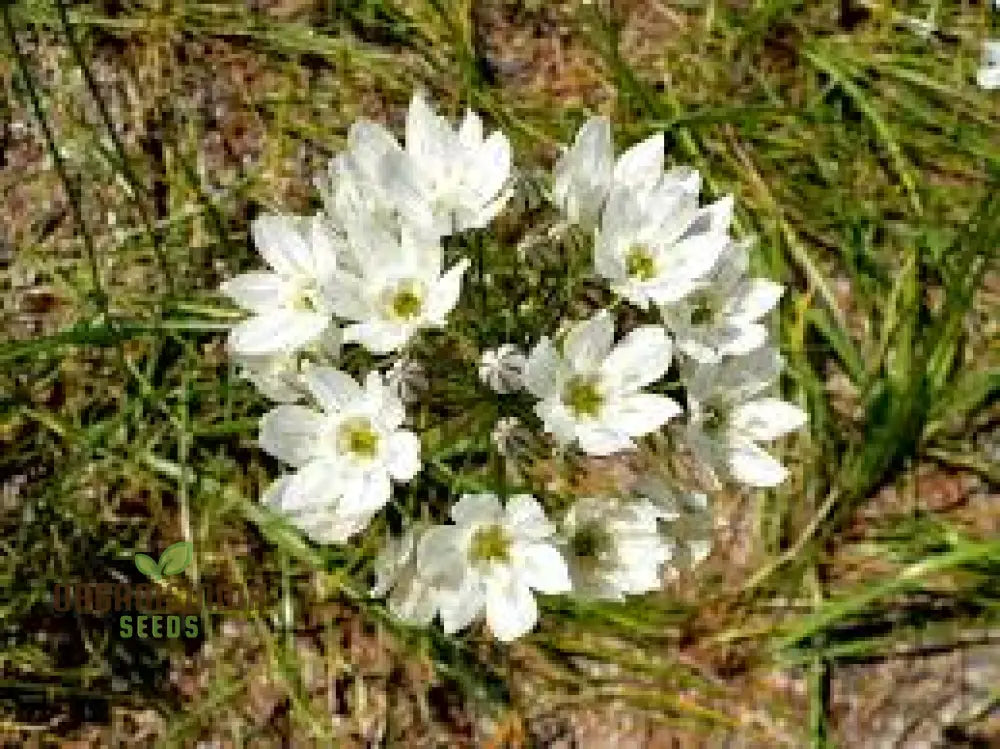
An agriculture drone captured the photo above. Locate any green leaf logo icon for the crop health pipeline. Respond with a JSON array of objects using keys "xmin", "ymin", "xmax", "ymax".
[
  {"xmin": 134, "ymin": 553, "xmax": 160, "ymax": 580},
  {"xmin": 135, "ymin": 541, "xmax": 193, "ymax": 579}
]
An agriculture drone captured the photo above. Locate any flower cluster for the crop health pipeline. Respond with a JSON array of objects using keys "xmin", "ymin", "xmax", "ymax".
[{"xmin": 220, "ymin": 94, "xmax": 806, "ymax": 642}]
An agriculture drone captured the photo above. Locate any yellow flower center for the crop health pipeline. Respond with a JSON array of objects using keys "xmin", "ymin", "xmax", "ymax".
[
  {"xmin": 470, "ymin": 524, "xmax": 511, "ymax": 563},
  {"xmin": 625, "ymin": 245, "xmax": 656, "ymax": 281},
  {"xmin": 564, "ymin": 375, "xmax": 603, "ymax": 418},
  {"xmin": 391, "ymin": 288, "xmax": 423, "ymax": 319},
  {"xmin": 337, "ymin": 418, "xmax": 380, "ymax": 459}
]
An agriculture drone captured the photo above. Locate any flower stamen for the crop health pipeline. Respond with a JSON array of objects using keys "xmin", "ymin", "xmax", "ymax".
[
  {"xmin": 564, "ymin": 375, "xmax": 604, "ymax": 418},
  {"xmin": 470, "ymin": 524, "xmax": 511, "ymax": 563},
  {"xmin": 625, "ymin": 245, "xmax": 656, "ymax": 281},
  {"xmin": 337, "ymin": 418, "xmax": 381, "ymax": 459},
  {"xmin": 569, "ymin": 523, "xmax": 612, "ymax": 567}
]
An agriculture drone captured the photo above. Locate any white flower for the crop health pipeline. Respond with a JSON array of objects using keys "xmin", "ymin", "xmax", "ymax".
[
  {"xmin": 683, "ymin": 348, "xmax": 806, "ymax": 488},
  {"xmin": 317, "ymin": 119, "xmax": 434, "ymax": 242},
  {"xmin": 259, "ymin": 367, "xmax": 420, "ymax": 543},
  {"xmin": 318, "ymin": 93, "xmax": 511, "ymax": 238},
  {"xmin": 595, "ymin": 171, "xmax": 732, "ymax": 308},
  {"xmin": 977, "ymin": 41, "xmax": 1000, "ymax": 90},
  {"xmin": 636, "ymin": 477, "xmax": 715, "ymax": 569},
  {"xmin": 553, "ymin": 117, "xmax": 731, "ymax": 307},
  {"xmin": 554, "ymin": 117, "xmax": 693, "ymax": 232},
  {"xmin": 425, "ymin": 493, "xmax": 570, "ymax": 642},
  {"xmin": 371, "ymin": 527, "xmax": 441, "ymax": 625},
  {"xmin": 559, "ymin": 497, "xmax": 671, "ymax": 600},
  {"xmin": 323, "ymin": 224, "xmax": 469, "ymax": 354},
  {"xmin": 522, "ymin": 310, "xmax": 681, "ymax": 455},
  {"xmin": 234, "ymin": 352, "xmax": 304, "ymax": 403},
  {"xmin": 659, "ymin": 238, "xmax": 784, "ymax": 363},
  {"xmin": 221, "ymin": 213, "xmax": 341, "ymax": 356},
  {"xmin": 553, "ymin": 117, "xmax": 615, "ymax": 229},
  {"xmin": 479, "ymin": 344, "xmax": 527, "ymax": 394},
  {"xmin": 233, "ymin": 328, "xmax": 343, "ymax": 403},
  {"xmin": 405, "ymin": 92, "xmax": 513, "ymax": 234}
]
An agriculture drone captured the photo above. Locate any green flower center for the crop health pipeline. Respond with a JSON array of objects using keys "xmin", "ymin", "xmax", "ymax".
[
  {"xmin": 383, "ymin": 280, "xmax": 425, "ymax": 320},
  {"xmin": 625, "ymin": 245, "xmax": 656, "ymax": 281},
  {"xmin": 470, "ymin": 524, "xmax": 511, "ymax": 563},
  {"xmin": 564, "ymin": 375, "xmax": 603, "ymax": 418},
  {"xmin": 569, "ymin": 523, "xmax": 612, "ymax": 564},
  {"xmin": 337, "ymin": 418, "xmax": 380, "ymax": 459},
  {"xmin": 701, "ymin": 406, "xmax": 725, "ymax": 434},
  {"xmin": 392, "ymin": 289, "xmax": 422, "ymax": 318},
  {"xmin": 689, "ymin": 293, "xmax": 717, "ymax": 326}
]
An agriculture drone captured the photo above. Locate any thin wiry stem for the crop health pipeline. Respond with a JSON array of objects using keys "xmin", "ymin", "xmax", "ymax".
[
  {"xmin": 3, "ymin": 3, "xmax": 106, "ymax": 313},
  {"xmin": 53, "ymin": 0, "xmax": 176, "ymax": 299}
]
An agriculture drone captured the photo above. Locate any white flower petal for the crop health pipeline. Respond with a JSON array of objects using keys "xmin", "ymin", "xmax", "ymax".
[
  {"xmin": 458, "ymin": 109, "xmax": 484, "ymax": 147},
  {"xmin": 661, "ymin": 165, "xmax": 701, "ymax": 195},
  {"xmin": 652, "ymin": 232, "xmax": 727, "ymax": 300},
  {"xmin": 424, "ymin": 259, "xmax": 469, "ymax": 323},
  {"xmin": 322, "ymin": 270, "xmax": 371, "ymax": 321},
  {"xmin": 300, "ymin": 367, "xmax": 363, "ymax": 412},
  {"xmin": 388, "ymin": 575, "xmax": 438, "ymax": 625},
  {"xmin": 450, "ymin": 492, "xmax": 502, "ymax": 525},
  {"xmin": 512, "ymin": 542, "xmax": 571, "ymax": 593},
  {"xmin": 269, "ymin": 465, "xmax": 377, "ymax": 543},
  {"xmin": 251, "ymin": 214, "xmax": 313, "ymax": 277},
  {"xmin": 612, "ymin": 132, "xmax": 663, "ymax": 193},
  {"xmin": 702, "ymin": 195, "xmax": 734, "ymax": 234},
  {"xmin": 563, "ymin": 310, "xmax": 614, "ymax": 372},
  {"xmin": 608, "ymin": 393, "xmax": 682, "ymax": 437},
  {"xmin": 305, "ymin": 509, "xmax": 375, "ymax": 544},
  {"xmin": 343, "ymin": 321, "xmax": 411, "ymax": 354},
  {"xmin": 574, "ymin": 424, "xmax": 635, "ymax": 456},
  {"xmin": 277, "ymin": 459, "xmax": 344, "ymax": 512},
  {"xmin": 371, "ymin": 531, "xmax": 414, "ymax": 597},
  {"xmin": 600, "ymin": 325, "xmax": 673, "ymax": 393},
  {"xmin": 384, "ymin": 430, "xmax": 421, "ymax": 481},
  {"xmin": 236, "ymin": 353, "xmax": 304, "ymax": 402},
  {"xmin": 977, "ymin": 66, "xmax": 1000, "ymax": 90},
  {"xmin": 261, "ymin": 473, "xmax": 295, "ymax": 510},
  {"xmin": 727, "ymin": 279, "xmax": 784, "ymax": 322},
  {"xmin": 716, "ymin": 322, "xmax": 769, "ymax": 358},
  {"xmin": 364, "ymin": 372, "xmax": 405, "ymax": 430},
  {"xmin": 504, "ymin": 494, "xmax": 555, "ymax": 539},
  {"xmin": 522, "ymin": 338, "xmax": 564, "ymax": 398},
  {"xmin": 554, "ymin": 116, "xmax": 613, "ymax": 226},
  {"xmin": 307, "ymin": 214, "xmax": 342, "ymax": 281},
  {"xmin": 416, "ymin": 525, "xmax": 466, "ymax": 585},
  {"xmin": 534, "ymin": 398, "xmax": 578, "ymax": 445},
  {"xmin": 727, "ymin": 441, "xmax": 789, "ymax": 487},
  {"xmin": 485, "ymin": 570, "xmax": 538, "ymax": 642},
  {"xmin": 349, "ymin": 119, "xmax": 403, "ymax": 166},
  {"xmin": 259, "ymin": 405, "xmax": 324, "ymax": 467},
  {"xmin": 405, "ymin": 92, "xmax": 448, "ymax": 167},
  {"xmin": 338, "ymin": 466, "xmax": 392, "ymax": 515},
  {"xmin": 457, "ymin": 132, "xmax": 512, "ymax": 229},
  {"xmin": 220, "ymin": 272, "xmax": 291, "ymax": 313},
  {"xmin": 729, "ymin": 398, "xmax": 807, "ymax": 442},
  {"xmin": 228, "ymin": 309, "xmax": 329, "ymax": 356},
  {"xmin": 438, "ymin": 574, "xmax": 484, "ymax": 634}
]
